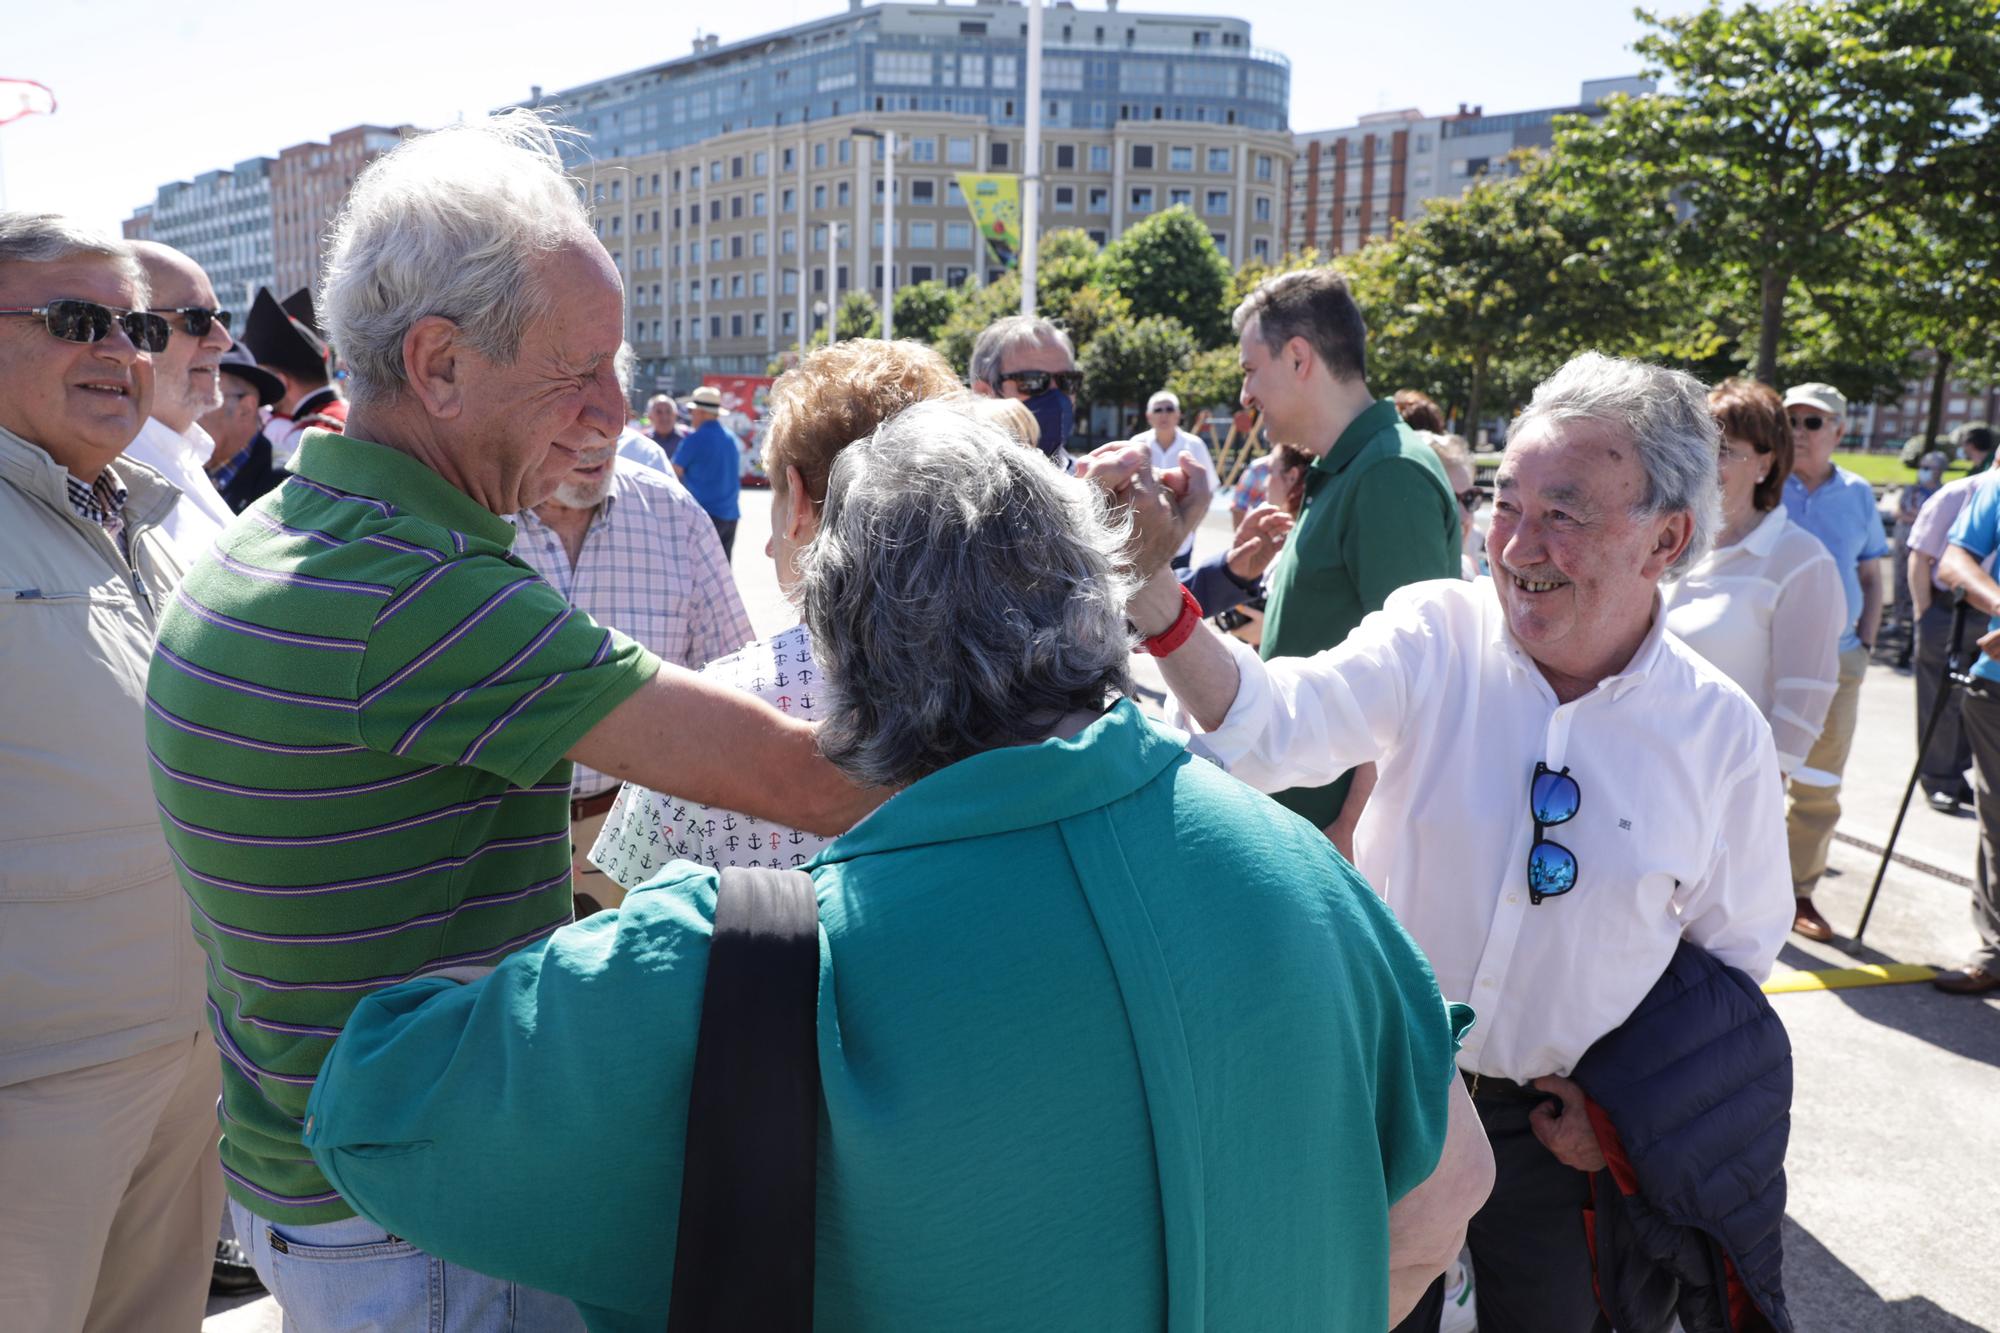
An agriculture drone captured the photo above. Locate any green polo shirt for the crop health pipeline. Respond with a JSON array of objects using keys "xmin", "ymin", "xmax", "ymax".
[
  {"xmin": 146, "ymin": 430, "xmax": 660, "ymax": 1224},
  {"xmin": 1260, "ymin": 400, "xmax": 1459, "ymax": 827},
  {"xmin": 306, "ymin": 700, "xmax": 1470, "ymax": 1331}
]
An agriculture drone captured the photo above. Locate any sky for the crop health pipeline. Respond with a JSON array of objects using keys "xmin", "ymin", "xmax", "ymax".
[{"xmin": 0, "ymin": 0, "xmax": 1703, "ymax": 237}]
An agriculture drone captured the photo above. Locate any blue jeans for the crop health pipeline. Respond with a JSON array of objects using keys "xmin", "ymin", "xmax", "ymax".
[{"xmin": 230, "ymin": 1199, "xmax": 585, "ymax": 1332}]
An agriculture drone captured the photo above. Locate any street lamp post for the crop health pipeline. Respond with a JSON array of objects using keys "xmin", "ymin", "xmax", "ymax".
[{"xmin": 851, "ymin": 127, "xmax": 897, "ymax": 341}]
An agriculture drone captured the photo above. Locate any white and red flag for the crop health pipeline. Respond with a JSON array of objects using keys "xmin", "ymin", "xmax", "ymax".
[{"xmin": 0, "ymin": 79, "xmax": 57, "ymax": 127}]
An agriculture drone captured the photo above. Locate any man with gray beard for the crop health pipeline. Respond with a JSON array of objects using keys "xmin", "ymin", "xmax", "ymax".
[
  {"xmin": 512, "ymin": 437, "xmax": 754, "ymax": 914},
  {"xmin": 122, "ymin": 241, "xmax": 236, "ymax": 557}
]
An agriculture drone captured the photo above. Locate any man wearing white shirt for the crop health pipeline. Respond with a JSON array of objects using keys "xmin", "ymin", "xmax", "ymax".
[
  {"xmin": 1130, "ymin": 389, "xmax": 1214, "ymax": 569},
  {"xmin": 1111, "ymin": 352, "xmax": 1793, "ymax": 1333},
  {"xmin": 121, "ymin": 243, "xmax": 234, "ymax": 557}
]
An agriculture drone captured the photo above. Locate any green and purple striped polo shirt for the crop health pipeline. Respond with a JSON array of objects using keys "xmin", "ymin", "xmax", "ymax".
[{"xmin": 146, "ymin": 431, "xmax": 659, "ymax": 1223}]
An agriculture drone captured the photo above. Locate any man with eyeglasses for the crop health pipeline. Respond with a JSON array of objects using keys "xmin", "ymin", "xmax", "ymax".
[
  {"xmin": 1095, "ymin": 352, "xmax": 1794, "ymax": 1333},
  {"xmin": 0, "ymin": 212, "xmax": 224, "ymax": 1333},
  {"xmin": 122, "ymin": 242, "xmax": 237, "ymax": 557},
  {"xmin": 1129, "ymin": 389, "xmax": 1215, "ymax": 571},
  {"xmin": 970, "ymin": 313, "xmax": 1084, "ymax": 467},
  {"xmin": 1779, "ymin": 381, "xmax": 1887, "ymax": 943}
]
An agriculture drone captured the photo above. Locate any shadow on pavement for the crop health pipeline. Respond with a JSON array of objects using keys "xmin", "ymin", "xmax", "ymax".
[
  {"xmin": 1783, "ymin": 1218, "xmax": 1991, "ymax": 1332},
  {"xmin": 1776, "ymin": 941, "xmax": 2000, "ymax": 1070}
]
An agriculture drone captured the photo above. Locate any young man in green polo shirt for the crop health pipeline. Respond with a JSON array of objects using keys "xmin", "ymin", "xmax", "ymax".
[{"xmin": 1235, "ymin": 269, "xmax": 1461, "ymax": 834}]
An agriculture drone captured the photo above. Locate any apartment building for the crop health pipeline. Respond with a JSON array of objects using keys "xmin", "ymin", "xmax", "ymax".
[
  {"xmin": 123, "ymin": 158, "xmax": 276, "ymax": 313},
  {"xmin": 526, "ymin": 0, "xmax": 1293, "ymax": 383},
  {"xmin": 1854, "ymin": 368, "xmax": 1999, "ymax": 451},
  {"xmin": 270, "ymin": 124, "xmax": 416, "ymax": 296},
  {"xmin": 1287, "ymin": 76, "xmax": 1653, "ymax": 255}
]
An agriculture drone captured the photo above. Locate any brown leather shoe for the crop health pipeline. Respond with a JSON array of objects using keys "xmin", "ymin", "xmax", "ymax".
[
  {"xmin": 1792, "ymin": 900, "xmax": 1836, "ymax": 942},
  {"xmin": 1932, "ymin": 963, "xmax": 2000, "ymax": 995}
]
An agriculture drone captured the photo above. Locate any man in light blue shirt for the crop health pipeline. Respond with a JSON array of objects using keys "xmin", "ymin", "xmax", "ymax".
[
  {"xmin": 1933, "ymin": 484, "xmax": 2000, "ymax": 993},
  {"xmin": 673, "ymin": 384, "xmax": 744, "ymax": 559},
  {"xmin": 1780, "ymin": 381, "xmax": 1888, "ymax": 942}
]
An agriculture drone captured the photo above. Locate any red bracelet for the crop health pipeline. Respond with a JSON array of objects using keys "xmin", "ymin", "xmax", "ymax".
[{"xmin": 1137, "ymin": 582, "xmax": 1203, "ymax": 657}]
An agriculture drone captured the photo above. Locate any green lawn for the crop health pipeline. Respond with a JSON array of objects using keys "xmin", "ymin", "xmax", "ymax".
[{"xmin": 1473, "ymin": 449, "xmax": 1965, "ymax": 488}]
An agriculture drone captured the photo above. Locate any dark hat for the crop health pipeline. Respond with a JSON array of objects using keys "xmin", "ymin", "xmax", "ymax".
[
  {"xmin": 241, "ymin": 287, "xmax": 330, "ymax": 382},
  {"xmin": 280, "ymin": 287, "xmax": 323, "ymax": 338},
  {"xmin": 217, "ymin": 342, "xmax": 284, "ymax": 406}
]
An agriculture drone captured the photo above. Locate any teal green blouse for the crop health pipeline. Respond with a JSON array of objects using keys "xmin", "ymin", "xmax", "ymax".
[{"xmin": 306, "ymin": 701, "xmax": 1470, "ymax": 1331}]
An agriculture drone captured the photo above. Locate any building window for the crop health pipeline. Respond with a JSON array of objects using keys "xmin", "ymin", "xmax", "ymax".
[
  {"xmin": 946, "ymin": 178, "xmax": 964, "ymax": 206},
  {"xmin": 1168, "ymin": 188, "xmax": 1192, "ymax": 209},
  {"xmin": 1205, "ymin": 189, "xmax": 1229, "ymax": 214},
  {"xmin": 1255, "ymin": 154, "xmax": 1274, "ymax": 181},
  {"xmin": 1088, "ymin": 186, "xmax": 1110, "ymax": 212},
  {"xmin": 874, "ymin": 51, "xmax": 931, "ymax": 84},
  {"xmin": 1119, "ymin": 62, "xmax": 1167, "ymax": 94},
  {"xmin": 731, "ymin": 235, "xmax": 744, "ymax": 258},
  {"xmin": 754, "ymin": 312, "xmax": 767, "ymax": 335},
  {"xmin": 988, "ymin": 140, "xmax": 1009, "ymax": 168},
  {"xmin": 814, "ymin": 142, "xmax": 826, "ymax": 167},
  {"xmin": 753, "ymin": 271, "xmax": 767, "ymax": 296},
  {"xmin": 753, "ymin": 150, "xmax": 768, "ymax": 175},
  {"xmin": 731, "ymin": 314, "xmax": 744, "ymax": 338},
  {"xmin": 710, "ymin": 315, "xmax": 722, "ymax": 338},
  {"xmin": 1130, "ymin": 144, "xmax": 1154, "ymax": 170},
  {"xmin": 730, "ymin": 274, "xmax": 745, "ymax": 297},
  {"xmin": 1254, "ymin": 196, "xmax": 1272, "ymax": 221},
  {"xmin": 709, "ymin": 276, "xmax": 723, "ymax": 298},
  {"xmin": 813, "ymin": 184, "xmax": 827, "ymax": 209},
  {"xmin": 709, "ymin": 199, "xmax": 722, "ymax": 221},
  {"xmin": 752, "ymin": 231, "xmax": 767, "ymax": 257},
  {"xmin": 909, "ymin": 138, "xmax": 938, "ymax": 163},
  {"xmin": 1086, "ymin": 229, "xmax": 1107, "ymax": 246},
  {"xmin": 1252, "ymin": 237, "xmax": 1271, "ymax": 261},
  {"xmin": 837, "ymin": 181, "xmax": 850, "ymax": 206},
  {"xmin": 752, "ymin": 192, "xmax": 767, "ymax": 217},
  {"xmin": 961, "ymin": 54, "xmax": 986, "ymax": 86},
  {"xmin": 782, "ymin": 269, "xmax": 798, "ymax": 294},
  {"xmin": 782, "ymin": 309, "xmax": 796, "ymax": 333},
  {"xmin": 781, "ymin": 187, "xmax": 796, "ymax": 212},
  {"xmin": 1210, "ymin": 231, "xmax": 1228, "ymax": 251},
  {"xmin": 781, "ymin": 227, "xmax": 796, "ymax": 253},
  {"xmin": 1054, "ymin": 185, "xmax": 1076, "ymax": 211},
  {"xmin": 731, "ymin": 196, "xmax": 744, "ymax": 219},
  {"xmin": 709, "ymin": 237, "xmax": 723, "ymax": 261},
  {"xmin": 992, "ymin": 55, "xmax": 1018, "ymax": 87},
  {"xmin": 782, "ymin": 147, "xmax": 796, "ymax": 170},
  {"xmin": 1169, "ymin": 146, "xmax": 1194, "ymax": 172},
  {"xmin": 909, "ymin": 220, "xmax": 936, "ymax": 247},
  {"xmin": 910, "ymin": 178, "xmax": 936, "ymax": 205},
  {"xmin": 1130, "ymin": 186, "xmax": 1154, "ymax": 212},
  {"xmin": 1055, "ymin": 144, "xmax": 1076, "ymax": 170},
  {"xmin": 838, "ymin": 139, "xmax": 852, "ymax": 164},
  {"xmin": 946, "ymin": 220, "xmax": 973, "ymax": 249}
]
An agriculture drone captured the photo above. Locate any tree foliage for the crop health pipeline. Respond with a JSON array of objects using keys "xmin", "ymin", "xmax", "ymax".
[
  {"xmin": 1098, "ymin": 207, "xmax": 1233, "ymax": 346},
  {"xmin": 891, "ymin": 280, "xmax": 960, "ymax": 345},
  {"xmin": 1080, "ymin": 314, "xmax": 1198, "ymax": 420},
  {"xmin": 1167, "ymin": 344, "xmax": 1244, "ymax": 420}
]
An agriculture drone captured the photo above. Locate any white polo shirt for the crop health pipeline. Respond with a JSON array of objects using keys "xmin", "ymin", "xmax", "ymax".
[{"xmin": 1185, "ymin": 576, "xmax": 1793, "ymax": 1080}]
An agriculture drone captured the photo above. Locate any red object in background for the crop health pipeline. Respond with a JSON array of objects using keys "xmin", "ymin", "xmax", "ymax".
[
  {"xmin": 0, "ymin": 79, "xmax": 57, "ymax": 127},
  {"xmin": 702, "ymin": 374, "xmax": 776, "ymax": 487}
]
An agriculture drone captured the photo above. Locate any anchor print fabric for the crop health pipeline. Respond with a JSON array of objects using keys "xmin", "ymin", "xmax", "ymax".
[{"xmin": 590, "ymin": 622, "xmax": 834, "ymax": 886}]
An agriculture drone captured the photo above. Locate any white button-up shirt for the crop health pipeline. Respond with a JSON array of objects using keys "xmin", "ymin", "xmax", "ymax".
[
  {"xmin": 1663, "ymin": 506, "xmax": 1844, "ymax": 776},
  {"xmin": 1187, "ymin": 577, "xmax": 1793, "ymax": 1080},
  {"xmin": 123, "ymin": 417, "xmax": 233, "ymax": 559},
  {"xmin": 1133, "ymin": 427, "xmax": 1216, "ymax": 560}
]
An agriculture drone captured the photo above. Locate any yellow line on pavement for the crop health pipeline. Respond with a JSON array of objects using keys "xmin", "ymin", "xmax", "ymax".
[{"xmin": 1762, "ymin": 963, "xmax": 1937, "ymax": 994}]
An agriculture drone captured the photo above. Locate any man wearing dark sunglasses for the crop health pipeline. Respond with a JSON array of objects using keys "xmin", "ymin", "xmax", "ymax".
[
  {"xmin": 1778, "ymin": 381, "xmax": 1885, "ymax": 943},
  {"xmin": 969, "ymin": 313, "xmax": 1081, "ymax": 465},
  {"xmin": 122, "ymin": 242, "xmax": 237, "ymax": 557},
  {"xmin": 0, "ymin": 213, "xmax": 224, "ymax": 1333},
  {"xmin": 1109, "ymin": 351, "xmax": 1796, "ymax": 1333}
]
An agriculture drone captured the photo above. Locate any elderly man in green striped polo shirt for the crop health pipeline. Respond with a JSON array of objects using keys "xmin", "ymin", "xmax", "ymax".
[{"xmin": 144, "ymin": 112, "xmax": 875, "ymax": 1331}]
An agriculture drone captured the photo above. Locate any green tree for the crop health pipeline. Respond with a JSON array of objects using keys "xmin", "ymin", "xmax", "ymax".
[
  {"xmin": 933, "ymin": 273, "xmax": 1022, "ymax": 379},
  {"xmin": 1035, "ymin": 227, "xmax": 1103, "ymax": 319},
  {"xmin": 1167, "ymin": 344, "xmax": 1244, "ymax": 422},
  {"xmin": 892, "ymin": 280, "xmax": 960, "ymax": 345},
  {"xmin": 836, "ymin": 290, "xmax": 881, "ymax": 342},
  {"xmin": 1098, "ymin": 207, "xmax": 1233, "ymax": 347},
  {"xmin": 1080, "ymin": 314, "xmax": 1198, "ymax": 428},
  {"xmin": 1555, "ymin": 0, "xmax": 2000, "ymax": 383}
]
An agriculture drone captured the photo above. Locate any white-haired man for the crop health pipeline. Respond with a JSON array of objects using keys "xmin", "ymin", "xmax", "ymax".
[
  {"xmin": 122, "ymin": 241, "xmax": 237, "ymax": 556},
  {"xmin": 1099, "ymin": 352, "xmax": 1795, "ymax": 1332},
  {"xmin": 513, "ymin": 428, "xmax": 755, "ymax": 916},
  {"xmin": 143, "ymin": 112, "xmax": 873, "ymax": 1330},
  {"xmin": 1129, "ymin": 388, "xmax": 1215, "ymax": 570},
  {"xmin": 0, "ymin": 213, "xmax": 223, "ymax": 1333}
]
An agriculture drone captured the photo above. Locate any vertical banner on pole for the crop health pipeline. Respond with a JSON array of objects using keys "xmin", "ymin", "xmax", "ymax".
[{"xmin": 956, "ymin": 172, "xmax": 1021, "ymax": 270}]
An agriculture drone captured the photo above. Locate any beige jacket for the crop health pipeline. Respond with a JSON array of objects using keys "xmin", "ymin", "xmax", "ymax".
[{"xmin": 0, "ymin": 423, "xmax": 205, "ymax": 1086}]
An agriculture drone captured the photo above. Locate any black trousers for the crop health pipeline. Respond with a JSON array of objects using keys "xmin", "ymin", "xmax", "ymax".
[
  {"xmin": 1393, "ymin": 1089, "xmax": 1609, "ymax": 1333},
  {"xmin": 1915, "ymin": 599, "xmax": 1979, "ymax": 797},
  {"xmin": 711, "ymin": 516, "xmax": 738, "ymax": 561}
]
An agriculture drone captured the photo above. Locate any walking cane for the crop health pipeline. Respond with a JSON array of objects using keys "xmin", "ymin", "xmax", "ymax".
[{"xmin": 1853, "ymin": 586, "xmax": 1975, "ymax": 943}]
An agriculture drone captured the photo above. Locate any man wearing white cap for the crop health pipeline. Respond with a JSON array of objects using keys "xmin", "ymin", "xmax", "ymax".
[
  {"xmin": 674, "ymin": 382, "xmax": 744, "ymax": 559},
  {"xmin": 1780, "ymin": 380, "xmax": 1887, "ymax": 941},
  {"xmin": 1130, "ymin": 389, "xmax": 1216, "ymax": 570}
]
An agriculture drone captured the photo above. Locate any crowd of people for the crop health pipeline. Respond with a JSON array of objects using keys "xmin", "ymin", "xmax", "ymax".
[{"xmin": 0, "ymin": 105, "xmax": 1993, "ymax": 1333}]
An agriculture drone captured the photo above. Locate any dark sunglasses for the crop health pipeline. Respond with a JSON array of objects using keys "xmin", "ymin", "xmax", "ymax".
[
  {"xmin": 999, "ymin": 368, "xmax": 1081, "ymax": 397},
  {"xmin": 1149, "ymin": 405, "xmax": 1178, "ymax": 414},
  {"xmin": 1456, "ymin": 487, "xmax": 1483, "ymax": 511},
  {"xmin": 1786, "ymin": 414, "xmax": 1826, "ymax": 433},
  {"xmin": 0, "ymin": 299, "xmax": 171, "ymax": 353},
  {"xmin": 154, "ymin": 306, "xmax": 233, "ymax": 338},
  {"xmin": 1527, "ymin": 762, "xmax": 1581, "ymax": 905}
]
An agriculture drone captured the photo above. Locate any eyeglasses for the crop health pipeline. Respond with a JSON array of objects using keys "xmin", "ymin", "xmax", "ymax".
[
  {"xmin": 0, "ymin": 299, "xmax": 171, "ymax": 353},
  {"xmin": 998, "ymin": 368, "xmax": 1081, "ymax": 397},
  {"xmin": 1456, "ymin": 487, "xmax": 1483, "ymax": 511},
  {"xmin": 1526, "ymin": 762, "xmax": 1580, "ymax": 905},
  {"xmin": 1786, "ymin": 414, "xmax": 1826, "ymax": 433},
  {"xmin": 1149, "ymin": 405, "xmax": 1178, "ymax": 415},
  {"xmin": 153, "ymin": 306, "xmax": 233, "ymax": 338}
]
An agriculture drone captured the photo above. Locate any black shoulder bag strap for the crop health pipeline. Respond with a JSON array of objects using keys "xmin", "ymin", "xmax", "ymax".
[{"xmin": 667, "ymin": 866, "xmax": 822, "ymax": 1332}]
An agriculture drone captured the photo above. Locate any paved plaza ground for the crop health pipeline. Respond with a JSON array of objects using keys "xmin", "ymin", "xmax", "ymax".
[{"xmin": 207, "ymin": 490, "xmax": 2000, "ymax": 1332}]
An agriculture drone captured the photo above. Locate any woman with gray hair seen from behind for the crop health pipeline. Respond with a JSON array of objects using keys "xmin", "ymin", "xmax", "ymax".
[{"xmin": 303, "ymin": 400, "xmax": 1491, "ymax": 1331}]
